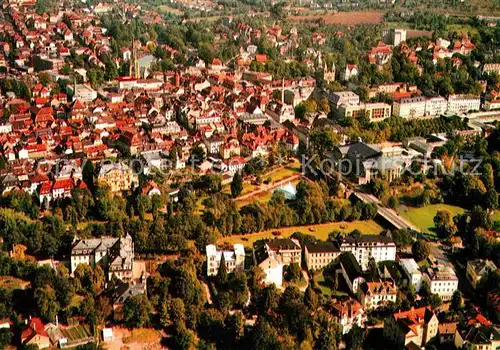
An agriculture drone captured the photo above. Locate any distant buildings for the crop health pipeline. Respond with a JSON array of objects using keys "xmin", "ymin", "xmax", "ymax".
[
  {"xmin": 206, "ymin": 244, "xmax": 245, "ymax": 276},
  {"xmin": 70, "ymin": 234, "xmax": 134, "ymax": 280}
]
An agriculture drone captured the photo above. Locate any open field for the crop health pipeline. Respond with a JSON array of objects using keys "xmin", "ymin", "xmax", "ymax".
[
  {"xmin": 491, "ymin": 211, "xmax": 500, "ymax": 222},
  {"xmin": 217, "ymin": 220, "xmax": 384, "ymax": 247},
  {"xmin": 447, "ymin": 24, "xmax": 480, "ymax": 36},
  {"xmin": 400, "ymin": 204, "xmax": 466, "ymax": 233},
  {"xmin": 123, "ymin": 328, "xmax": 162, "ymax": 344},
  {"xmin": 289, "ymin": 11, "xmax": 384, "ymax": 25},
  {"xmin": 156, "ymin": 5, "xmax": 184, "ymax": 15},
  {"xmin": 235, "ymin": 178, "xmax": 301, "ymax": 208},
  {"xmin": 0, "ymin": 276, "xmax": 30, "ymax": 291}
]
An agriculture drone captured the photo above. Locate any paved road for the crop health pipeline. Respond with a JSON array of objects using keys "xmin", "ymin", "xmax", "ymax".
[{"xmin": 353, "ymin": 192, "xmax": 419, "ymax": 231}]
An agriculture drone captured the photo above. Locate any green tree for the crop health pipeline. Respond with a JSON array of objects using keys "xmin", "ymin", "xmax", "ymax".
[
  {"xmin": 412, "ymin": 240, "xmax": 430, "ymax": 262},
  {"xmin": 433, "ymin": 210, "xmax": 457, "ymax": 239},
  {"xmin": 123, "ymin": 295, "xmax": 152, "ymax": 328},
  {"xmin": 451, "ymin": 290, "xmax": 462, "ymax": 311},
  {"xmin": 231, "ymin": 172, "xmax": 243, "ymax": 198},
  {"xmin": 35, "ymin": 285, "xmax": 60, "ymax": 322}
]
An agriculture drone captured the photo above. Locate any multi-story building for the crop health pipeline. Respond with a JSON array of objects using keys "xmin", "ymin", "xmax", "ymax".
[
  {"xmin": 393, "ymin": 96, "xmax": 427, "ymax": 119},
  {"xmin": 399, "ymin": 258, "xmax": 423, "ymax": 292},
  {"xmin": 252, "ymin": 238, "xmax": 301, "ymax": 286},
  {"xmin": 425, "ymin": 96, "xmax": 448, "ymax": 117},
  {"xmin": 384, "ymin": 307, "xmax": 439, "ymax": 348},
  {"xmin": 264, "ymin": 238, "xmax": 302, "ymax": 265},
  {"xmin": 359, "ymin": 280, "xmax": 397, "ymax": 310},
  {"xmin": 466, "ymin": 259, "xmax": 497, "ymax": 290},
  {"xmin": 332, "ymin": 298, "xmax": 365, "ymax": 334},
  {"xmin": 337, "ymin": 102, "xmax": 392, "ymax": 122},
  {"xmin": 71, "ymin": 234, "xmax": 134, "ymax": 280},
  {"xmin": 304, "ymin": 241, "xmax": 341, "ymax": 271},
  {"xmin": 337, "ymin": 235, "xmax": 396, "ymax": 270},
  {"xmin": 447, "ymin": 94, "xmax": 481, "ymax": 114},
  {"xmin": 423, "ymin": 263, "xmax": 459, "ymax": 301},
  {"xmin": 328, "ymin": 91, "xmax": 360, "ymax": 109},
  {"xmin": 205, "ymin": 244, "xmax": 245, "ymax": 276},
  {"xmin": 98, "ymin": 162, "xmax": 139, "ymax": 193},
  {"xmin": 483, "ymin": 63, "xmax": 500, "ymax": 76}
]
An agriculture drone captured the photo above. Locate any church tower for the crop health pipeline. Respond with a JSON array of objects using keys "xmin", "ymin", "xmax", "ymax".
[{"xmin": 324, "ymin": 61, "xmax": 336, "ymax": 83}]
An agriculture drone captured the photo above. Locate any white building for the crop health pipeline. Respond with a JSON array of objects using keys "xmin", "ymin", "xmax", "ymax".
[
  {"xmin": 425, "ymin": 96, "xmax": 448, "ymax": 117},
  {"xmin": 71, "ymin": 234, "xmax": 134, "ymax": 280},
  {"xmin": 304, "ymin": 241, "xmax": 341, "ymax": 271},
  {"xmin": 447, "ymin": 95, "xmax": 481, "ymax": 115},
  {"xmin": 70, "ymin": 84, "xmax": 97, "ymax": 102},
  {"xmin": 337, "ymin": 235, "xmax": 396, "ymax": 270},
  {"xmin": 338, "ymin": 102, "xmax": 392, "ymax": 122},
  {"xmin": 252, "ymin": 238, "xmax": 302, "ymax": 287},
  {"xmin": 423, "ymin": 263, "xmax": 459, "ymax": 301},
  {"xmin": 206, "ymin": 244, "xmax": 245, "ymax": 276},
  {"xmin": 399, "ymin": 258, "xmax": 423, "ymax": 292},
  {"xmin": 393, "ymin": 97, "xmax": 427, "ymax": 119},
  {"xmin": 329, "ymin": 91, "xmax": 360, "ymax": 109}
]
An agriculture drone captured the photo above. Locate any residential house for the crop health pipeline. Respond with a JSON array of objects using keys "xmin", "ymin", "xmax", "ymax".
[
  {"xmin": 466, "ymin": 259, "xmax": 497, "ymax": 290},
  {"xmin": 393, "ymin": 97, "xmax": 427, "ymax": 119},
  {"xmin": 438, "ymin": 322, "xmax": 461, "ymax": 346},
  {"xmin": 447, "ymin": 94, "xmax": 481, "ymax": 114},
  {"xmin": 253, "ymin": 240, "xmax": 284, "ymax": 287},
  {"xmin": 359, "ymin": 280, "xmax": 397, "ymax": 310},
  {"xmin": 383, "ymin": 307, "xmax": 439, "ymax": 348},
  {"xmin": 331, "ymin": 298, "xmax": 365, "ymax": 334},
  {"xmin": 206, "ymin": 244, "xmax": 245, "ymax": 276},
  {"xmin": 21, "ymin": 317, "xmax": 50, "ymax": 349},
  {"xmin": 71, "ymin": 234, "xmax": 134, "ymax": 280},
  {"xmin": 423, "ymin": 261, "xmax": 459, "ymax": 301}
]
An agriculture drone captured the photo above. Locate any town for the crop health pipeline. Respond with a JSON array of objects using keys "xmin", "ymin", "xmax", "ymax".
[{"xmin": 0, "ymin": 0, "xmax": 498, "ymax": 348}]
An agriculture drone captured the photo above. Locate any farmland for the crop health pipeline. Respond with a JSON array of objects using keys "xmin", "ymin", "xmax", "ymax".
[{"xmin": 289, "ymin": 11, "xmax": 384, "ymax": 25}]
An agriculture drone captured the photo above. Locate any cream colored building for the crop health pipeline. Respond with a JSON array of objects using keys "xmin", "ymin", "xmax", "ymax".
[
  {"xmin": 338, "ymin": 102, "xmax": 392, "ymax": 122},
  {"xmin": 423, "ymin": 263, "xmax": 459, "ymax": 301},
  {"xmin": 206, "ymin": 244, "xmax": 245, "ymax": 276},
  {"xmin": 98, "ymin": 162, "xmax": 139, "ymax": 193},
  {"xmin": 393, "ymin": 97, "xmax": 427, "ymax": 119},
  {"xmin": 447, "ymin": 94, "xmax": 481, "ymax": 114},
  {"xmin": 304, "ymin": 241, "xmax": 341, "ymax": 271}
]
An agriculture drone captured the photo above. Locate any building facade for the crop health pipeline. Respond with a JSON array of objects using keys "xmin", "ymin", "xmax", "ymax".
[
  {"xmin": 338, "ymin": 235, "xmax": 396, "ymax": 270},
  {"xmin": 71, "ymin": 234, "xmax": 134, "ymax": 280},
  {"xmin": 206, "ymin": 244, "xmax": 245, "ymax": 276},
  {"xmin": 304, "ymin": 241, "xmax": 341, "ymax": 271}
]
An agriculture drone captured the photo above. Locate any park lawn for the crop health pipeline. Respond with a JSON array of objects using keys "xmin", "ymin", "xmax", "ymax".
[
  {"xmin": 400, "ymin": 204, "xmax": 466, "ymax": 233},
  {"xmin": 0, "ymin": 276, "xmax": 30, "ymax": 291},
  {"xmin": 156, "ymin": 5, "xmax": 183, "ymax": 15},
  {"xmin": 314, "ymin": 273, "xmax": 332, "ymax": 297},
  {"xmin": 217, "ymin": 220, "xmax": 384, "ymax": 247},
  {"xmin": 447, "ymin": 24, "xmax": 479, "ymax": 36},
  {"xmin": 123, "ymin": 329, "xmax": 161, "ymax": 344},
  {"xmin": 235, "ymin": 179, "xmax": 302, "ymax": 208}
]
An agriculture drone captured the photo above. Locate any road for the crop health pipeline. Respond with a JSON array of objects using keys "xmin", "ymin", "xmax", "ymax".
[{"xmin": 353, "ymin": 192, "xmax": 419, "ymax": 231}]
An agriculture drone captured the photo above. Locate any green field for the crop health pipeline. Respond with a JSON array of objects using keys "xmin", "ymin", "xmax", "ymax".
[
  {"xmin": 61, "ymin": 324, "xmax": 92, "ymax": 342},
  {"xmin": 447, "ymin": 24, "xmax": 480, "ymax": 36},
  {"xmin": 217, "ymin": 220, "xmax": 384, "ymax": 247},
  {"xmin": 400, "ymin": 204, "xmax": 466, "ymax": 233}
]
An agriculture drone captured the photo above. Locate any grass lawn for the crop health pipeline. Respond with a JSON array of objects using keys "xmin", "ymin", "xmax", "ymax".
[
  {"xmin": 235, "ymin": 179, "xmax": 301, "ymax": 208},
  {"xmin": 217, "ymin": 220, "xmax": 384, "ymax": 247},
  {"xmin": 156, "ymin": 5, "xmax": 183, "ymax": 15},
  {"xmin": 400, "ymin": 204, "xmax": 466, "ymax": 233},
  {"xmin": 61, "ymin": 324, "xmax": 92, "ymax": 342},
  {"xmin": 123, "ymin": 329, "xmax": 161, "ymax": 344},
  {"xmin": 447, "ymin": 24, "xmax": 479, "ymax": 36},
  {"xmin": 0, "ymin": 276, "xmax": 30, "ymax": 291}
]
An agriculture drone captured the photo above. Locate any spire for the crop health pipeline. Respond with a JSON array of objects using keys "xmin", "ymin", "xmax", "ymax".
[{"xmin": 281, "ymin": 78, "xmax": 284, "ymax": 104}]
